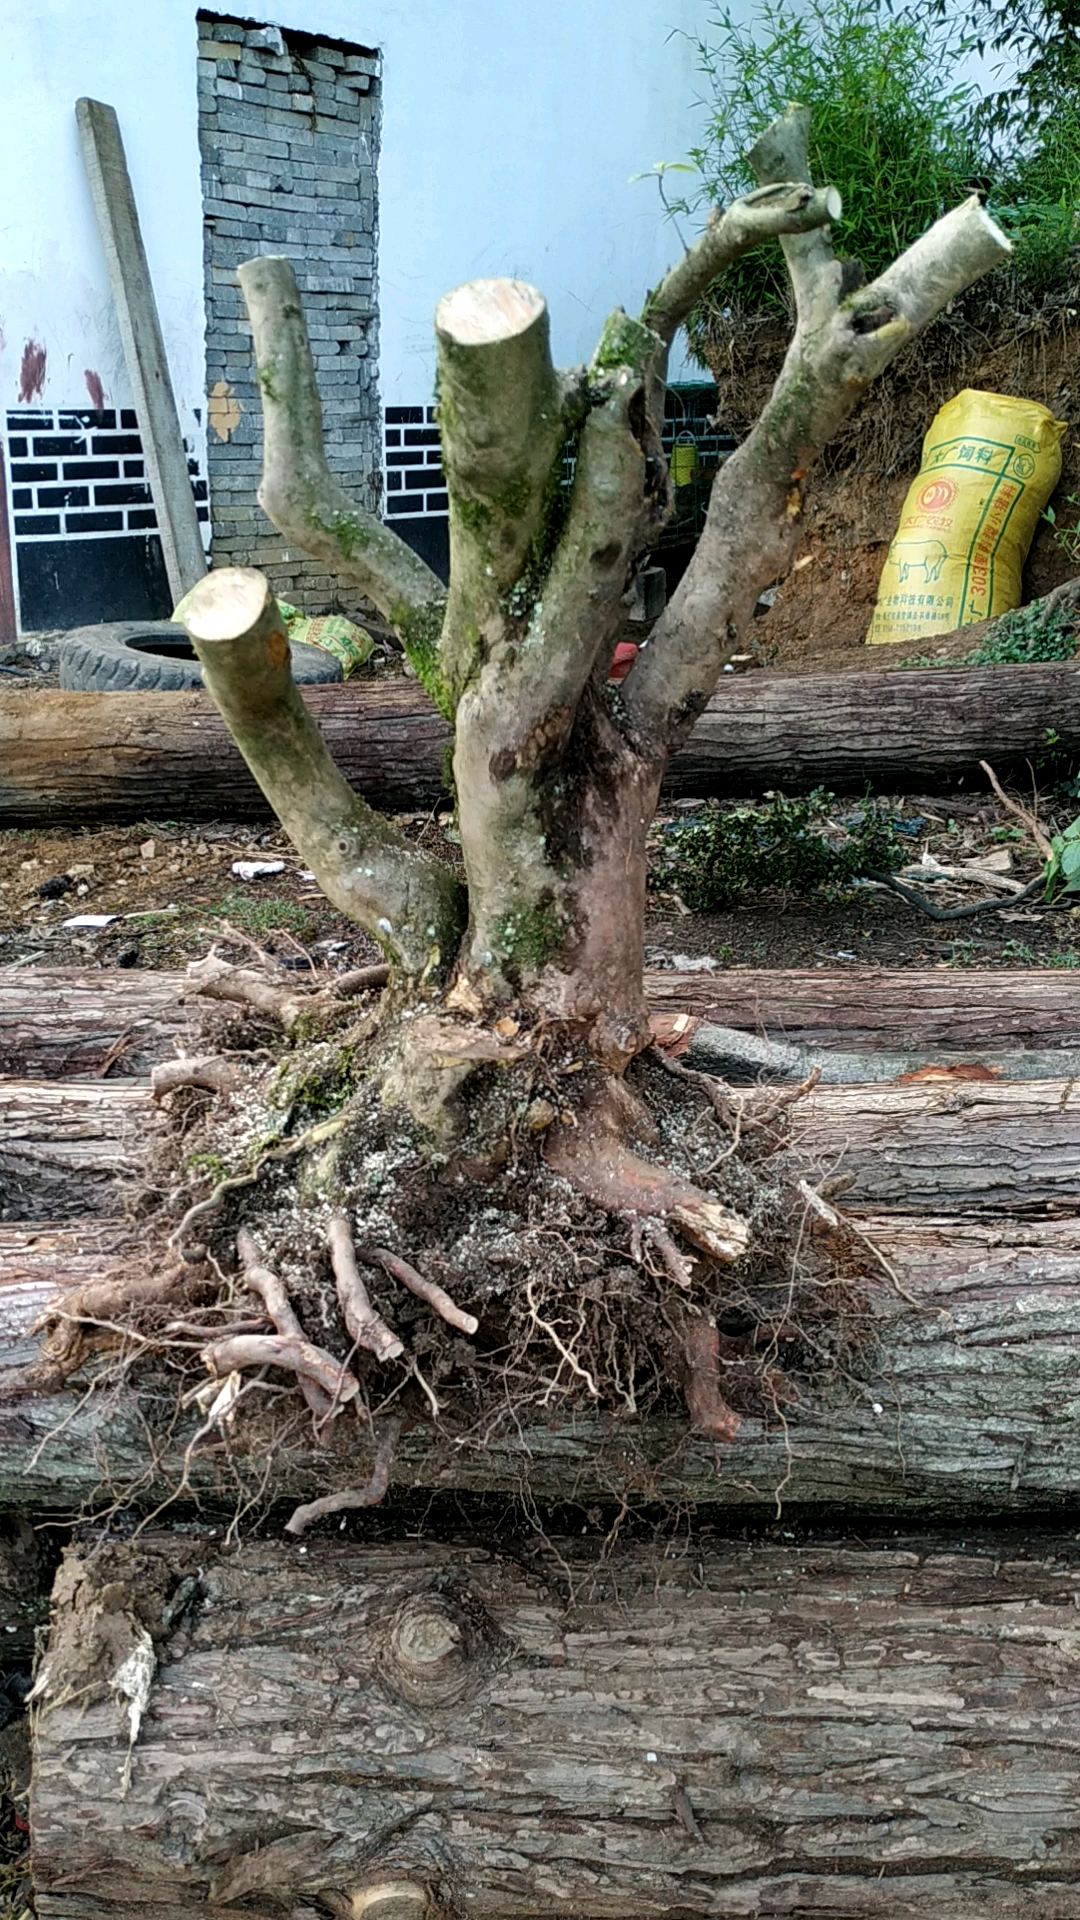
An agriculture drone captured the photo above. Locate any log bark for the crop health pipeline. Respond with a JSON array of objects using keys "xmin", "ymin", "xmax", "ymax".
[
  {"xmin": 0, "ymin": 970, "xmax": 203, "ymax": 1079},
  {"xmin": 0, "ymin": 1082, "xmax": 145, "ymax": 1218},
  {"xmin": 29, "ymin": 1529, "xmax": 1080, "ymax": 1918},
  {"xmin": 3, "ymin": 659, "xmax": 1078, "ymax": 823},
  {"xmin": 6, "ymin": 1073, "xmax": 1077, "ymax": 1219},
  {"xmin": 4, "ymin": 1211, "xmax": 1080, "ymax": 1514},
  {"xmin": 645, "ymin": 965, "xmax": 1080, "ymax": 1052},
  {"xmin": 5, "ymin": 966, "xmax": 1079, "ymax": 1081}
]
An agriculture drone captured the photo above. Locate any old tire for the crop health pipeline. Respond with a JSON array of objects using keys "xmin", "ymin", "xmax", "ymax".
[{"xmin": 58, "ymin": 621, "xmax": 342, "ymax": 692}]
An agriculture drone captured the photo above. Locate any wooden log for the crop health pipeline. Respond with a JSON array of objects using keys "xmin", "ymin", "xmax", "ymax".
[
  {"xmin": 29, "ymin": 1529, "xmax": 1080, "ymax": 1918},
  {"xmin": 5, "ymin": 966, "xmax": 1080, "ymax": 1082},
  {"xmin": 0, "ymin": 1083, "xmax": 146, "ymax": 1218},
  {"xmin": 0, "ymin": 970, "xmax": 202, "ymax": 1079},
  {"xmin": 75, "ymin": 99, "xmax": 207, "ymax": 601},
  {"xmin": 3, "ymin": 1213, "xmax": 1080, "ymax": 1515},
  {"xmin": 5, "ymin": 1074, "xmax": 1077, "ymax": 1218},
  {"xmin": 645, "ymin": 965, "xmax": 1080, "ymax": 1052},
  {"xmin": 3, "ymin": 659, "xmax": 1079, "ymax": 822}
]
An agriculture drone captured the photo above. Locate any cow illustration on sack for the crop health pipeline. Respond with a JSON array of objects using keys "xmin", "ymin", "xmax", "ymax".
[{"xmin": 887, "ymin": 539, "xmax": 948, "ymax": 585}]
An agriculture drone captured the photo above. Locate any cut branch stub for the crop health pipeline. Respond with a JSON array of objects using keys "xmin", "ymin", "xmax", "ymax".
[
  {"xmin": 435, "ymin": 276, "xmax": 574, "ymax": 702},
  {"xmin": 180, "ymin": 567, "xmax": 465, "ymax": 976},
  {"xmin": 345, "ymin": 1884, "xmax": 430, "ymax": 1920}
]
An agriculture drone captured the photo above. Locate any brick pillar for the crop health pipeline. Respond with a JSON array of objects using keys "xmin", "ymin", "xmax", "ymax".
[{"xmin": 197, "ymin": 13, "xmax": 381, "ymax": 613}]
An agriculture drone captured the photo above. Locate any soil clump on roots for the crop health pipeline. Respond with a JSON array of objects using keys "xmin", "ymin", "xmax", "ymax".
[{"xmin": 26, "ymin": 963, "xmax": 875, "ymax": 1510}]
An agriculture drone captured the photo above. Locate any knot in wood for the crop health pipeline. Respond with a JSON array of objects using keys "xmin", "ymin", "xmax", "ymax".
[
  {"xmin": 380, "ymin": 1587, "xmax": 496, "ymax": 1707},
  {"xmin": 347, "ymin": 1881, "xmax": 429, "ymax": 1920}
]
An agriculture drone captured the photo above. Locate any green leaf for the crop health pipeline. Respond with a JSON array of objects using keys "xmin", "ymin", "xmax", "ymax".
[{"xmin": 1061, "ymin": 840, "xmax": 1080, "ymax": 875}]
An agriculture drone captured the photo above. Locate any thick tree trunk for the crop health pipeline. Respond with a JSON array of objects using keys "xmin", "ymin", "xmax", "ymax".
[
  {"xmin": 5, "ymin": 966, "xmax": 1079, "ymax": 1080},
  {"xmin": 29, "ymin": 1530, "xmax": 1080, "ymax": 1918},
  {"xmin": 4, "ymin": 659, "xmax": 1078, "ymax": 824}
]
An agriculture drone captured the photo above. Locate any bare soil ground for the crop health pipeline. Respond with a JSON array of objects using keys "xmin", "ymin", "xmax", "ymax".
[{"xmin": 3, "ymin": 789, "xmax": 1078, "ymax": 979}]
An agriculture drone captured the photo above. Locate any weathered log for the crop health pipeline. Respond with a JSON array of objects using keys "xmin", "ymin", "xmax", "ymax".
[
  {"xmin": 5, "ymin": 1073, "xmax": 1077, "ymax": 1219},
  {"xmin": 29, "ymin": 1529, "xmax": 1080, "ymax": 1918},
  {"xmin": 3, "ymin": 659, "xmax": 1079, "ymax": 822},
  {"xmin": 6, "ymin": 966, "xmax": 1080, "ymax": 1082},
  {"xmin": 0, "ymin": 1082, "xmax": 146, "ymax": 1218},
  {"xmin": 3, "ymin": 1213, "xmax": 1080, "ymax": 1514},
  {"xmin": 647, "ymin": 964, "xmax": 1080, "ymax": 1052},
  {"xmin": 0, "ymin": 969, "xmax": 203, "ymax": 1079}
]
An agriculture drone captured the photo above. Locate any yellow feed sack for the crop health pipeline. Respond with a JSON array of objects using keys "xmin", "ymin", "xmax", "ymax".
[{"xmin": 867, "ymin": 390, "xmax": 1066, "ymax": 645}]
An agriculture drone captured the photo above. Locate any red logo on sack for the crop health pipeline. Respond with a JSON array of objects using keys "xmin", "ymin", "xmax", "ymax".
[{"xmin": 917, "ymin": 478, "xmax": 958, "ymax": 512}]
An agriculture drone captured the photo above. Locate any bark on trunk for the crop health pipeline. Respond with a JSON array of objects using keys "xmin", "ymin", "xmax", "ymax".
[
  {"xmin": 4, "ymin": 659, "xmax": 1078, "ymax": 823},
  {"xmin": 4, "ymin": 1211, "xmax": 1080, "ymax": 1513},
  {"xmin": 29, "ymin": 1530, "xmax": 1080, "ymax": 1918},
  {"xmin": 5, "ymin": 966, "xmax": 1078, "ymax": 1080},
  {"xmin": 6, "ymin": 1074, "xmax": 1077, "ymax": 1219}
]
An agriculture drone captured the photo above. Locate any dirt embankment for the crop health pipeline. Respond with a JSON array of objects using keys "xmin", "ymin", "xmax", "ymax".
[{"xmin": 702, "ymin": 302, "xmax": 1080, "ymax": 672}]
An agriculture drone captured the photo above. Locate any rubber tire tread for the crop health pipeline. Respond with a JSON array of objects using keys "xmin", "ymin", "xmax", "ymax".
[{"xmin": 58, "ymin": 622, "xmax": 342, "ymax": 692}]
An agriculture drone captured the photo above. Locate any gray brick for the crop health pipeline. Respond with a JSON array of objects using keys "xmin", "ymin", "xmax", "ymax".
[{"xmin": 201, "ymin": 20, "xmax": 380, "ymax": 601}]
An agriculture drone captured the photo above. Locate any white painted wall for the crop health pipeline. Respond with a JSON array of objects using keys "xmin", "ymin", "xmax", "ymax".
[{"xmin": 1, "ymin": 0, "xmax": 717, "ymax": 439}]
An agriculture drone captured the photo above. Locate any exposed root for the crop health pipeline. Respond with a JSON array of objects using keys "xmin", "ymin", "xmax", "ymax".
[
  {"xmin": 328, "ymin": 1213, "xmax": 405, "ymax": 1363},
  {"xmin": 186, "ymin": 954, "xmax": 315, "ymax": 1031},
  {"xmin": 676, "ymin": 1308, "xmax": 743, "ymax": 1443},
  {"xmin": 368, "ymin": 1247, "xmax": 479, "ymax": 1336},
  {"xmin": 546, "ymin": 1082, "xmax": 751, "ymax": 1266},
  {"xmin": 283, "ymin": 1419, "xmax": 400, "ymax": 1535},
  {"xmin": 333, "ymin": 963, "xmax": 391, "ymax": 997},
  {"xmin": 151, "ymin": 1056, "xmax": 239, "ymax": 1101},
  {"xmin": 31, "ymin": 957, "xmax": 874, "ymax": 1500},
  {"xmin": 631, "ymin": 1217, "xmax": 696, "ymax": 1290},
  {"xmin": 237, "ymin": 1227, "xmax": 337, "ymax": 1420},
  {"xmin": 524, "ymin": 1277, "xmax": 600, "ymax": 1400},
  {"xmin": 26, "ymin": 1266, "xmax": 202, "ymax": 1390},
  {"xmin": 201, "ymin": 1330, "xmax": 360, "ymax": 1405}
]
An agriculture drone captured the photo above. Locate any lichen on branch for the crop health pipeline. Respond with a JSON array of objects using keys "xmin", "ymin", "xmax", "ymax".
[
  {"xmin": 180, "ymin": 567, "xmax": 465, "ymax": 976},
  {"xmin": 237, "ymin": 255, "xmax": 449, "ymax": 694}
]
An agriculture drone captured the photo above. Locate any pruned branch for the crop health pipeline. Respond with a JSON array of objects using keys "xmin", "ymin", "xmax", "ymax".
[
  {"xmin": 621, "ymin": 107, "xmax": 1011, "ymax": 754},
  {"xmin": 150, "ymin": 1055, "xmax": 238, "ymax": 1100},
  {"xmin": 237, "ymin": 255, "xmax": 447, "ymax": 680},
  {"xmin": 642, "ymin": 175, "xmax": 842, "ymax": 351},
  {"xmin": 180, "ymin": 568, "xmax": 466, "ymax": 976}
]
